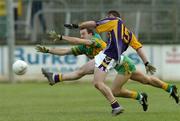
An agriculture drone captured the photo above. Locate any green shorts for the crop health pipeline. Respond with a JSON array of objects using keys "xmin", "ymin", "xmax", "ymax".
[{"xmin": 114, "ymin": 56, "xmax": 136, "ymax": 75}]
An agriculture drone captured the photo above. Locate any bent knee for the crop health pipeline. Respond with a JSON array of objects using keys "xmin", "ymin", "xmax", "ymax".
[
  {"xmin": 93, "ymin": 81, "xmax": 101, "ymax": 89},
  {"xmin": 111, "ymin": 88, "xmax": 121, "ymax": 97},
  {"xmin": 93, "ymin": 81, "xmax": 103, "ymax": 90},
  {"xmin": 76, "ymin": 70, "xmax": 85, "ymax": 77},
  {"xmin": 112, "ymin": 90, "xmax": 118, "ymax": 97}
]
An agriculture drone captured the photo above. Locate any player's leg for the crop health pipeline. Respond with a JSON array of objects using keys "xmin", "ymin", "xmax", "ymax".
[
  {"xmin": 93, "ymin": 67, "xmax": 124, "ymax": 115},
  {"xmin": 111, "ymin": 74, "xmax": 131, "ymax": 97},
  {"xmin": 56, "ymin": 59, "xmax": 95, "ymax": 81},
  {"xmin": 42, "ymin": 59, "xmax": 95, "ymax": 85},
  {"xmin": 111, "ymin": 74, "xmax": 148, "ymax": 111},
  {"xmin": 113, "ymin": 55, "xmax": 148, "ymax": 111},
  {"xmin": 131, "ymin": 69, "xmax": 163, "ymax": 87},
  {"xmin": 113, "ymin": 56, "xmax": 142, "ymax": 100},
  {"xmin": 93, "ymin": 67, "xmax": 112, "ymax": 102},
  {"xmin": 131, "ymin": 69, "xmax": 179, "ymax": 104},
  {"xmin": 93, "ymin": 51, "xmax": 124, "ymax": 116}
]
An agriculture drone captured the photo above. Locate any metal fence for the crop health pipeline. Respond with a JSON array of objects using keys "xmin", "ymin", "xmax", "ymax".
[{"xmin": 0, "ymin": 0, "xmax": 180, "ymax": 44}]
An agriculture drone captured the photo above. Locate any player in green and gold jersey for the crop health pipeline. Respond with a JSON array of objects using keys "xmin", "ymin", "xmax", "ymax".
[{"xmin": 36, "ymin": 28, "xmax": 106, "ymax": 81}]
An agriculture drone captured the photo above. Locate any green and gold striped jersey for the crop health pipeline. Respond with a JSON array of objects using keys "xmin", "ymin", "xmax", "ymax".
[{"xmin": 71, "ymin": 33, "xmax": 106, "ymax": 59}]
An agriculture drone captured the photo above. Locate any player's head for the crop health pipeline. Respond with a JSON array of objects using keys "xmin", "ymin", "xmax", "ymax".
[
  {"xmin": 80, "ymin": 28, "xmax": 94, "ymax": 39},
  {"xmin": 107, "ymin": 10, "xmax": 120, "ymax": 18}
]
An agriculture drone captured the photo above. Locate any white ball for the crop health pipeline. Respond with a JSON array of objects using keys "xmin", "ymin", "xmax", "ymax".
[{"xmin": 12, "ymin": 60, "xmax": 28, "ymax": 75}]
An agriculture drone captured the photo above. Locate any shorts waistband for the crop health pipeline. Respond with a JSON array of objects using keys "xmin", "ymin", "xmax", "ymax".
[{"xmin": 118, "ymin": 55, "xmax": 124, "ymax": 65}]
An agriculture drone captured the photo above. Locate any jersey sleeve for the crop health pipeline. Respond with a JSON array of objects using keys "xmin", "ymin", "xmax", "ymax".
[
  {"xmin": 129, "ymin": 33, "xmax": 142, "ymax": 50},
  {"xmin": 71, "ymin": 45, "xmax": 85, "ymax": 56},
  {"xmin": 96, "ymin": 18, "xmax": 117, "ymax": 33}
]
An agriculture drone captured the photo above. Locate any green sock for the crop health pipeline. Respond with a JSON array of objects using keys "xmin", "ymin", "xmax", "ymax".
[
  {"xmin": 166, "ymin": 85, "xmax": 173, "ymax": 93},
  {"xmin": 136, "ymin": 93, "xmax": 141, "ymax": 100},
  {"xmin": 130, "ymin": 91, "xmax": 141, "ymax": 100},
  {"xmin": 162, "ymin": 83, "xmax": 172, "ymax": 93}
]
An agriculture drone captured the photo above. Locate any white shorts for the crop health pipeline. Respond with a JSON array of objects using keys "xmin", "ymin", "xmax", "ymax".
[{"xmin": 94, "ymin": 51, "xmax": 118, "ymax": 72}]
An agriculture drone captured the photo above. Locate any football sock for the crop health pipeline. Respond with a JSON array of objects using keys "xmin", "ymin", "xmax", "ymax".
[
  {"xmin": 58, "ymin": 73, "xmax": 63, "ymax": 81},
  {"xmin": 53, "ymin": 73, "xmax": 63, "ymax": 83},
  {"xmin": 111, "ymin": 99, "xmax": 120, "ymax": 109},
  {"xmin": 130, "ymin": 91, "xmax": 141, "ymax": 100},
  {"xmin": 162, "ymin": 83, "xmax": 172, "ymax": 93}
]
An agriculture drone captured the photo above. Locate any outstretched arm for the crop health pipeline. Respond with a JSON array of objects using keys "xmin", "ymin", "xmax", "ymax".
[
  {"xmin": 35, "ymin": 45, "xmax": 72, "ymax": 56},
  {"xmin": 62, "ymin": 36, "xmax": 93, "ymax": 46},
  {"xmin": 79, "ymin": 21, "xmax": 97, "ymax": 29},
  {"xmin": 64, "ymin": 18, "xmax": 116, "ymax": 33},
  {"xmin": 49, "ymin": 47, "xmax": 72, "ymax": 56},
  {"xmin": 64, "ymin": 21, "xmax": 97, "ymax": 29},
  {"xmin": 48, "ymin": 30, "xmax": 93, "ymax": 46}
]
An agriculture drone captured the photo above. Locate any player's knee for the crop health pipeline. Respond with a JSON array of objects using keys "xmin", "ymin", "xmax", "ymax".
[
  {"xmin": 93, "ymin": 81, "xmax": 103, "ymax": 90},
  {"xmin": 111, "ymin": 89, "xmax": 119, "ymax": 97},
  {"xmin": 76, "ymin": 69, "xmax": 85, "ymax": 78},
  {"xmin": 111, "ymin": 88, "xmax": 121, "ymax": 97}
]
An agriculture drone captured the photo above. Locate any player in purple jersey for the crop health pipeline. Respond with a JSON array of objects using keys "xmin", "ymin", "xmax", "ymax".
[{"xmin": 64, "ymin": 10, "xmax": 179, "ymax": 116}]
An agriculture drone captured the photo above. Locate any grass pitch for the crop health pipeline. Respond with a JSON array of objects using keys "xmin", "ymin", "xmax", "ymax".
[{"xmin": 0, "ymin": 81, "xmax": 180, "ymax": 121}]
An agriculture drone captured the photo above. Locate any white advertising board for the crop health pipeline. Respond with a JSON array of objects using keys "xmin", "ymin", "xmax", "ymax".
[
  {"xmin": 161, "ymin": 46, "xmax": 180, "ymax": 80},
  {"xmin": 0, "ymin": 46, "xmax": 88, "ymax": 80},
  {"xmin": 1, "ymin": 45, "xmax": 180, "ymax": 81}
]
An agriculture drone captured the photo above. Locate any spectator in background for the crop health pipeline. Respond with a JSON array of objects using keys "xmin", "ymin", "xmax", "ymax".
[
  {"xmin": 13, "ymin": 0, "xmax": 22, "ymax": 30},
  {"xmin": 31, "ymin": 0, "xmax": 46, "ymax": 33}
]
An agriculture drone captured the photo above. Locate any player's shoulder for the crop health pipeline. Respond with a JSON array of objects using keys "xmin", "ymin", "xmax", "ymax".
[
  {"xmin": 91, "ymin": 33, "xmax": 106, "ymax": 47},
  {"xmin": 91, "ymin": 33, "xmax": 103, "ymax": 42},
  {"xmin": 93, "ymin": 33, "xmax": 102, "ymax": 39}
]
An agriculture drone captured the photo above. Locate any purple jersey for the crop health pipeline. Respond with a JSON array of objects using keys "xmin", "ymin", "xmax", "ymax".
[{"xmin": 96, "ymin": 17, "xmax": 132, "ymax": 61}]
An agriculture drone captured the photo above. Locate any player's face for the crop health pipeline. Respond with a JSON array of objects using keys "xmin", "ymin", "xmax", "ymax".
[{"xmin": 80, "ymin": 29, "xmax": 92, "ymax": 39}]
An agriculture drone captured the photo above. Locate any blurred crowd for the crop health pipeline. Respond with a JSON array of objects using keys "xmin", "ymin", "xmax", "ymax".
[{"xmin": 0, "ymin": 0, "xmax": 179, "ymax": 44}]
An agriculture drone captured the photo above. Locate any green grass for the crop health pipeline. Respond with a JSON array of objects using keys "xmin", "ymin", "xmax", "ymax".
[{"xmin": 0, "ymin": 81, "xmax": 180, "ymax": 121}]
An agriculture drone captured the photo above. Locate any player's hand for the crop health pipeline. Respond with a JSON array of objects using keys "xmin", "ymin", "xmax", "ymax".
[
  {"xmin": 145, "ymin": 62, "xmax": 156, "ymax": 75},
  {"xmin": 64, "ymin": 24, "xmax": 79, "ymax": 29},
  {"xmin": 35, "ymin": 45, "xmax": 49, "ymax": 53},
  {"xmin": 47, "ymin": 30, "xmax": 62, "ymax": 42}
]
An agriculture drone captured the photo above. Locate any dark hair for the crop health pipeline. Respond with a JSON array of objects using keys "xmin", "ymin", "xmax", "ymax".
[
  {"xmin": 108, "ymin": 10, "xmax": 120, "ymax": 17},
  {"xmin": 80, "ymin": 28, "xmax": 94, "ymax": 35}
]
